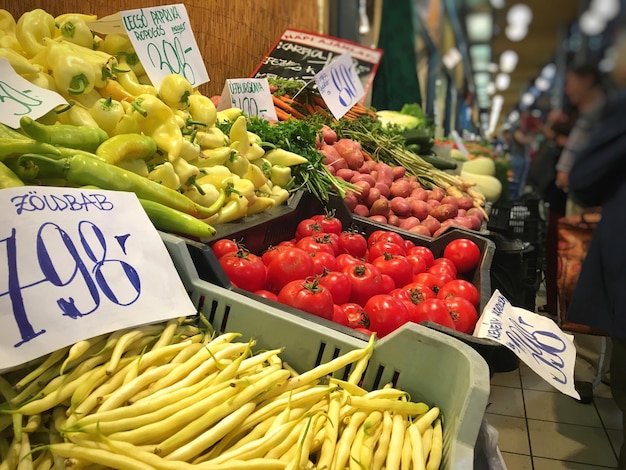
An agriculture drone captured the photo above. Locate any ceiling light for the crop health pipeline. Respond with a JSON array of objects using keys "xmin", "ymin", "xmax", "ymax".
[
  {"xmin": 466, "ymin": 13, "xmax": 493, "ymax": 42},
  {"xmin": 599, "ymin": 56, "xmax": 615, "ymax": 72},
  {"xmin": 591, "ymin": 0, "xmax": 620, "ymax": 20},
  {"xmin": 534, "ymin": 76, "xmax": 551, "ymax": 91},
  {"xmin": 507, "ymin": 4, "xmax": 533, "ymax": 26},
  {"xmin": 499, "ymin": 50, "xmax": 519, "ymax": 73},
  {"xmin": 521, "ymin": 92, "xmax": 535, "ymax": 107},
  {"xmin": 487, "ymin": 82, "xmax": 496, "ymax": 95},
  {"xmin": 487, "ymin": 62, "xmax": 499, "ymax": 73},
  {"xmin": 579, "ymin": 10, "xmax": 606, "ymax": 36},
  {"xmin": 474, "ymin": 72, "xmax": 491, "ymax": 88},
  {"xmin": 470, "ymin": 45, "xmax": 491, "ymax": 72},
  {"xmin": 488, "ymin": 95, "xmax": 504, "ymax": 135},
  {"xmin": 443, "ymin": 47, "xmax": 462, "ymax": 70},
  {"xmin": 506, "ymin": 23, "xmax": 528, "ymax": 41},
  {"xmin": 541, "ymin": 63, "xmax": 557, "ymax": 79},
  {"xmin": 496, "ymin": 73, "xmax": 510, "ymax": 90},
  {"xmin": 508, "ymin": 110, "xmax": 520, "ymax": 123},
  {"xmin": 490, "ymin": 0, "xmax": 506, "ymax": 8}
]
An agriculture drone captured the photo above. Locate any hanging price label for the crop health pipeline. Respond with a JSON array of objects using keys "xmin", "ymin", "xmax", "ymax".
[
  {"xmin": 315, "ymin": 52, "xmax": 364, "ymax": 120},
  {"xmin": 217, "ymin": 78, "xmax": 277, "ymax": 121},
  {"xmin": 0, "ymin": 187, "xmax": 196, "ymax": 372}
]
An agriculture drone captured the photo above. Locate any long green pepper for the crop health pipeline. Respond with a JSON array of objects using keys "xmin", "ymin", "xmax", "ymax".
[
  {"xmin": 0, "ymin": 161, "xmax": 24, "ymax": 188},
  {"xmin": 0, "ymin": 139, "xmax": 61, "ymax": 161},
  {"xmin": 17, "ymin": 154, "xmax": 220, "ymax": 219},
  {"xmin": 20, "ymin": 116, "xmax": 108, "ymax": 153}
]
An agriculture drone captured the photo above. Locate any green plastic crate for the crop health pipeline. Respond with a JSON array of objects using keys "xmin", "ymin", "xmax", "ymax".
[{"xmin": 162, "ymin": 232, "xmax": 490, "ymax": 470}]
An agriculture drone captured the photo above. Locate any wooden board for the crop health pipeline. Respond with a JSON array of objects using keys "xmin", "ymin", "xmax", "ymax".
[{"xmin": 0, "ymin": 0, "xmax": 321, "ymax": 97}]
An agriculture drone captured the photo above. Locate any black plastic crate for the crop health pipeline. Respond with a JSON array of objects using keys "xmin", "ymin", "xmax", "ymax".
[{"xmin": 487, "ymin": 198, "xmax": 545, "ymax": 247}]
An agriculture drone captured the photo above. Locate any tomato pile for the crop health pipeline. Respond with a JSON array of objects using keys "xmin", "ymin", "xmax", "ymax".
[{"xmin": 213, "ymin": 214, "xmax": 483, "ymax": 338}]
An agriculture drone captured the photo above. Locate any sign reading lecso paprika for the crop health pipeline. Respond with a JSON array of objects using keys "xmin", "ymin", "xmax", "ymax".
[
  {"xmin": 217, "ymin": 78, "xmax": 277, "ymax": 121},
  {"xmin": 0, "ymin": 186, "xmax": 196, "ymax": 372},
  {"xmin": 252, "ymin": 29, "xmax": 383, "ymax": 97},
  {"xmin": 91, "ymin": 4, "xmax": 209, "ymax": 89},
  {"xmin": 0, "ymin": 58, "xmax": 67, "ymax": 129}
]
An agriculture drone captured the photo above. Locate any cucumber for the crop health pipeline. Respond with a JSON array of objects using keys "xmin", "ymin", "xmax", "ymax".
[
  {"xmin": 417, "ymin": 153, "xmax": 458, "ymax": 171},
  {"xmin": 402, "ymin": 128, "xmax": 434, "ymax": 148}
]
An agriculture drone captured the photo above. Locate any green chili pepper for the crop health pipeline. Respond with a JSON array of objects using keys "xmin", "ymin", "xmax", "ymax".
[
  {"xmin": 0, "ymin": 161, "xmax": 24, "ymax": 188},
  {"xmin": 138, "ymin": 198, "xmax": 217, "ymax": 239},
  {"xmin": 95, "ymin": 134, "xmax": 158, "ymax": 165},
  {"xmin": 0, "ymin": 123, "xmax": 27, "ymax": 140},
  {"xmin": 17, "ymin": 154, "xmax": 217, "ymax": 219},
  {"xmin": 0, "ymin": 138, "xmax": 61, "ymax": 161},
  {"xmin": 20, "ymin": 116, "xmax": 108, "ymax": 153}
]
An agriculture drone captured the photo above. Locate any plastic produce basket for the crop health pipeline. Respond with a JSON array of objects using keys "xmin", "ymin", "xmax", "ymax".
[{"xmin": 162, "ymin": 232, "xmax": 491, "ymax": 470}]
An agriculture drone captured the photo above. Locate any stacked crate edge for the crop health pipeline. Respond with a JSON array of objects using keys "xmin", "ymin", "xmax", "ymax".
[{"xmin": 161, "ymin": 231, "xmax": 491, "ymax": 470}]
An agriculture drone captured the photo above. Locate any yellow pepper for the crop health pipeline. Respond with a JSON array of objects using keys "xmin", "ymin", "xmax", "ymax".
[
  {"xmin": 233, "ymin": 178, "xmax": 256, "ymax": 205},
  {"xmin": 213, "ymin": 193, "xmax": 249, "ymax": 225},
  {"xmin": 159, "ymin": 74, "xmax": 193, "ymax": 110},
  {"xmin": 96, "ymin": 133, "xmax": 157, "ymax": 165},
  {"xmin": 197, "ymin": 165, "xmax": 233, "ymax": 190},
  {"xmin": 195, "ymin": 128, "xmax": 227, "ymax": 149},
  {"xmin": 243, "ymin": 163, "xmax": 267, "ymax": 189},
  {"xmin": 56, "ymin": 14, "xmax": 96, "ymax": 49},
  {"xmin": 194, "ymin": 147, "xmax": 232, "ymax": 167},
  {"xmin": 116, "ymin": 56, "xmax": 157, "ymax": 96},
  {"xmin": 0, "ymin": 48, "xmax": 41, "ymax": 75},
  {"xmin": 172, "ymin": 157, "xmax": 199, "ymax": 186},
  {"xmin": 216, "ymin": 107, "xmax": 243, "ymax": 123},
  {"xmin": 252, "ymin": 158, "xmax": 273, "ymax": 180},
  {"xmin": 23, "ymin": 71, "xmax": 55, "ymax": 90},
  {"xmin": 56, "ymin": 102, "xmax": 99, "ymax": 128},
  {"xmin": 112, "ymin": 114, "xmax": 141, "ymax": 135},
  {"xmin": 45, "ymin": 40, "xmax": 101, "ymax": 95},
  {"xmin": 270, "ymin": 165, "xmax": 292, "ymax": 188},
  {"xmin": 116, "ymin": 159, "xmax": 149, "ymax": 178},
  {"xmin": 149, "ymin": 162, "xmax": 180, "ymax": 190},
  {"xmin": 188, "ymin": 93, "xmax": 217, "ymax": 128},
  {"xmin": 90, "ymin": 96, "xmax": 124, "ymax": 137},
  {"xmin": 270, "ymin": 185, "xmax": 290, "ymax": 206},
  {"xmin": 0, "ymin": 9, "xmax": 16, "ymax": 34},
  {"xmin": 97, "ymin": 79, "xmax": 136, "ymax": 103},
  {"xmin": 183, "ymin": 183, "xmax": 221, "ymax": 208},
  {"xmin": 129, "ymin": 94, "xmax": 182, "ymax": 160},
  {"xmin": 225, "ymin": 150, "xmax": 250, "ymax": 178},
  {"xmin": 174, "ymin": 110, "xmax": 188, "ymax": 130},
  {"xmin": 229, "ymin": 115, "xmax": 249, "ymax": 150},
  {"xmin": 100, "ymin": 33, "xmax": 145, "ymax": 76},
  {"xmin": 15, "ymin": 9, "xmax": 56, "ymax": 57},
  {"xmin": 247, "ymin": 196, "xmax": 275, "ymax": 215},
  {"xmin": 71, "ymin": 89, "xmax": 103, "ymax": 109},
  {"xmin": 180, "ymin": 138, "xmax": 201, "ymax": 162},
  {"xmin": 265, "ymin": 148, "xmax": 308, "ymax": 167}
]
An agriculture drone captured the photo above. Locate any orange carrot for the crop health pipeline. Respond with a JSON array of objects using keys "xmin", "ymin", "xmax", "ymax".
[
  {"xmin": 274, "ymin": 107, "xmax": 291, "ymax": 121},
  {"xmin": 305, "ymin": 102, "xmax": 316, "ymax": 116},
  {"xmin": 272, "ymin": 95, "xmax": 306, "ymax": 119}
]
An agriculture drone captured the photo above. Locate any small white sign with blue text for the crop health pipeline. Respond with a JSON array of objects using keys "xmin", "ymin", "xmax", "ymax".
[
  {"xmin": 474, "ymin": 290, "xmax": 579, "ymax": 399},
  {"xmin": 218, "ymin": 78, "xmax": 277, "ymax": 120},
  {"xmin": 315, "ymin": 52, "xmax": 364, "ymax": 120},
  {"xmin": 0, "ymin": 186, "xmax": 196, "ymax": 372}
]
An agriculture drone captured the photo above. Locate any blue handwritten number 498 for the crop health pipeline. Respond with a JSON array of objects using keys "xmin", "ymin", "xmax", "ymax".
[
  {"xmin": 331, "ymin": 64, "xmax": 358, "ymax": 108},
  {"xmin": 1, "ymin": 221, "xmax": 141, "ymax": 347}
]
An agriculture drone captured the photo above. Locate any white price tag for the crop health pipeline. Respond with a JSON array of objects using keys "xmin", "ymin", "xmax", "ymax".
[
  {"xmin": 315, "ymin": 52, "xmax": 364, "ymax": 120},
  {"xmin": 119, "ymin": 4, "xmax": 209, "ymax": 89},
  {"xmin": 218, "ymin": 78, "xmax": 277, "ymax": 120},
  {"xmin": 474, "ymin": 290, "xmax": 580, "ymax": 399},
  {"xmin": 0, "ymin": 58, "xmax": 67, "ymax": 129},
  {"xmin": 0, "ymin": 187, "xmax": 196, "ymax": 372}
]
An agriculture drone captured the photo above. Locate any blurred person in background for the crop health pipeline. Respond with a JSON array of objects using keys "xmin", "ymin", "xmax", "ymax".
[
  {"xmin": 508, "ymin": 111, "xmax": 537, "ymax": 200},
  {"xmin": 554, "ymin": 64, "xmax": 609, "ymax": 403},
  {"xmin": 567, "ymin": 25, "xmax": 626, "ymax": 469}
]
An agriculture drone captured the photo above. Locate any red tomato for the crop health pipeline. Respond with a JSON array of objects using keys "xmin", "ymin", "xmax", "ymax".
[
  {"xmin": 262, "ymin": 245, "xmax": 290, "ymax": 266},
  {"xmin": 332, "ymin": 304, "xmax": 349, "ymax": 326},
  {"xmin": 438, "ymin": 279, "xmax": 481, "ymax": 307},
  {"xmin": 311, "ymin": 213, "xmax": 343, "ymax": 234},
  {"xmin": 278, "ymin": 279, "xmax": 334, "ymax": 320},
  {"xmin": 319, "ymin": 271, "xmax": 351, "ymax": 305},
  {"xmin": 219, "ymin": 250, "xmax": 267, "ymax": 292},
  {"xmin": 279, "ymin": 239, "xmax": 296, "ymax": 247},
  {"xmin": 295, "ymin": 219, "xmax": 323, "ymax": 240},
  {"xmin": 367, "ymin": 230, "xmax": 405, "ymax": 248},
  {"xmin": 267, "ymin": 248, "xmax": 315, "ymax": 292},
  {"xmin": 367, "ymin": 241, "xmax": 406, "ymax": 263},
  {"xmin": 408, "ymin": 246, "xmax": 435, "ymax": 268},
  {"xmin": 336, "ymin": 253, "xmax": 362, "ymax": 271},
  {"xmin": 211, "ymin": 239, "xmax": 238, "ymax": 259},
  {"xmin": 309, "ymin": 251, "xmax": 337, "ymax": 275},
  {"xmin": 412, "ymin": 272, "xmax": 444, "ymax": 293},
  {"xmin": 406, "ymin": 254, "xmax": 428, "ymax": 275},
  {"xmin": 343, "ymin": 263, "xmax": 386, "ymax": 306},
  {"xmin": 254, "ymin": 289, "xmax": 278, "ymax": 302},
  {"xmin": 296, "ymin": 236, "xmax": 336, "ymax": 255},
  {"xmin": 443, "ymin": 238, "xmax": 481, "ymax": 273},
  {"xmin": 364, "ymin": 295, "xmax": 411, "ymax": 337},
  {"xmin": 404, "ymin": 239, "xmax": 416, "ymax": 251},
  {"xmin": 338, "ymin": 232, "xmax": 368, "ymax": 258},
  {"xmin": 432, "ymin": 258, "xmax": 458, "ymax": 276},
  {"xmin": 402, "ymin": 282, "xmax": 436, "ymax": 305},
  {"xmin": 430, "ymin": 270, "xmax": 456, "ymax": 287},
  {"xmin": 372, "ymin": 254, "xmax": 413, "ymax": 289},
  {"xmin": 353, "ymin": 326, "xmax": 375, "ymax": 336},
  {"xmin": 444, "ymin": 297, "xmax": 479, "ymax": 333},
  {"xmin": 340, "ymin": 303, "xmax": 370, "ymax": 329},
  {"xmin": 390, "ymin": 288, "xmax": 411, "ymax": 302},
  {"xmin": 380, "ymin": 274, "xmax": 395, "ymax": 293},
  {"xmin": 316, "ymin": 233, "xmax": 340, "ymax": 255},
  {"xmin": 412, "ymin": 298, "xmax": 455, "ymax": 329}
]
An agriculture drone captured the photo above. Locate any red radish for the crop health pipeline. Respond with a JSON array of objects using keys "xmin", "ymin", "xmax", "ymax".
[
  {"xmin": 421, "ymin": 215, "xmax": 441, "ymax": 234},
  {"xmin": 456, "ymin": 197, "xmax": 475, "ymax": 210},
  {"xmin": 427, "ymin": 199, "xmax": 441, "ymax": 210},
  {"xmin": 334, "ymin": 139, "xmax": 363, "ymax": 169},
  {"xmin": 320, "ymin": 145, "xmax": 348, "ymax": 170},
  {"xmin": 369, "ymin": 215, "xmax": 388, "ymax": 224},
  {"xmin": 408, "ymin": 199, "xmax": 430, "ymax": 220},
  {"xmin": 375, "ymin": 163, "xmax": 394, "ymax": 187},
  {"xmin": 321, "ymin": 125, "xmax": 337, "ymax": 145},
  {"xmin": 325, "ymin": 165, "xmax": 336, "ymax": 175},
  {"xmin": 390, "ymin": 197, "xmax": 412, "ymax": 217},
  {"xmin": 398, "ymin": 217, "xmax": 420, "ymax": 230},
  {"xmin": 354, "ymin": 204, "xmax": 370, "ymax": 217},
  {"xmin": 336, "ymin": 168, "xmax": 356, "ymax": 181},
  {"xmin": 360, "ymin": 160, "xmax": 377, "ymax": 173},
  {"xmin": 344, "ymin": 192, "xmax": 358, "ymax": 210},
  {"xmin": 392, "ymin": 166, "xmax": 406, "ymax": 180},
  {"xmin": 352, "ymin": 181, "xmax": 371, "ymax": 201},
  {"xmin": 409, "ymin": 225, "xmax": 432, "ymax": 236},
  {"xmin": 457, "ymin": 209, "xmax": 466, "ymax": 217},
  {"xmin": 440, "ymin": 196, "xmax": 459, "ymax": 209},
  {"xmin": 389, "ymin": 179, "xmax": 412, "ymax": 198},
  {"xmin": 429, "ymin": 187, "xmax": 445, "ymax": 201},
  {"xmin": 375, "ymin": 182, "xmax": 391, "ymax": 199},
  {"xmin": 410, "ymin": 188, "xmax": 428, "ymax": 201},
  {"xmin": 432, "ymin": 204, "xmax": 459, "ymax": 221},
  {"xmin": 365, "ymin": 187, "xmax": 382, "ymax": 206},
  {"xmin": 351, "ymin": 173, "xmax": 377, "ymax": 187},
  {"xmin": 466, "ymin": 207, "xmax": 484, "ymax": 221},
  {"xmin": 388, "ymin": 213, "xmax": 400, "ymax": 226}
]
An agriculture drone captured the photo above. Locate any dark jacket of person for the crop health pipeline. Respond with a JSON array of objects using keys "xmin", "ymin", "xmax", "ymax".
[{"xmin": 567, "ymin": 90, "xmax": 626, "ymax": 339}]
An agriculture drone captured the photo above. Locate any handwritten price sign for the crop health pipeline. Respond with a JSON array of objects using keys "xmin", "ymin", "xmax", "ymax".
[
  {"xmin": 0, "ymin": 58, "xmax": 67, "ymax": 129},
  {"xmin": 315, "ymin": 52, "xmax": 364, "ymax": 120},
  {"xmin": 0, "ymin": 187, "xmax": 196, "ymax": 372},
  {"xmin": 474, "ymin": 290, "xmax": 579, "ymax": 399},
  {"xmin": 121, "ymin": 4, "xmax": 209, "ymax": 89},
  {"xmin": 217, "ymin": 78, "xmax": 277, "ymax": 121}
]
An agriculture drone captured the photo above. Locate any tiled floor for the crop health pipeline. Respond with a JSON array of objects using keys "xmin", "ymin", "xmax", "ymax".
[{"xmin": 488, "ymin": 346, "xmax": 623, "ymax": 469}]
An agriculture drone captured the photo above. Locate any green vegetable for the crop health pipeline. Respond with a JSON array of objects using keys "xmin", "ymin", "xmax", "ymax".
[
  {"xmin": 375, "ymin": 110, "xmax": 421, "ymax": 132},
  {"xmin": 0, "ymin": 138, "xmax": 60, "ymax": 161},
  {"xmin": 20, "ymin": 116, "xmax": 108, "ymax": 152},
  {"xmin": 0, "ymin": 161, "xmax": 24, "ymax": 188},
  {"xmin": 416, "ymin": 153, "xmax": 457, "ymax": 171},
  {"xmin": 462, "ymin": 157, "xmax": 496, "ymax": 176},
  {"xmin": 95, "ymin": 134, "xmax": 157, "ymax": 165},
  {"xmin": 138, "ymin": 198, "xmax": 216, "ymax": 239}
]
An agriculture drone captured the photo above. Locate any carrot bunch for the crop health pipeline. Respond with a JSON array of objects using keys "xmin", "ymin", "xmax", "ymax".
[{"xmin": 271, "ymin": 93, "xmax": 377, "ymax": 122}]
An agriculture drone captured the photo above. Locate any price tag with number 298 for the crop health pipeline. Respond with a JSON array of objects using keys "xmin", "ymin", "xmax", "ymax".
[{"xmin": 0, "ymin": 187, "xmax": 195, "ymax": 372}]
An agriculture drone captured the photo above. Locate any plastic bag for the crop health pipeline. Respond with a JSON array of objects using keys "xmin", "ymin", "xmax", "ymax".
[{"xmin": 474, "ymin": 417, "xmax": 507, "ymax": 470}]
